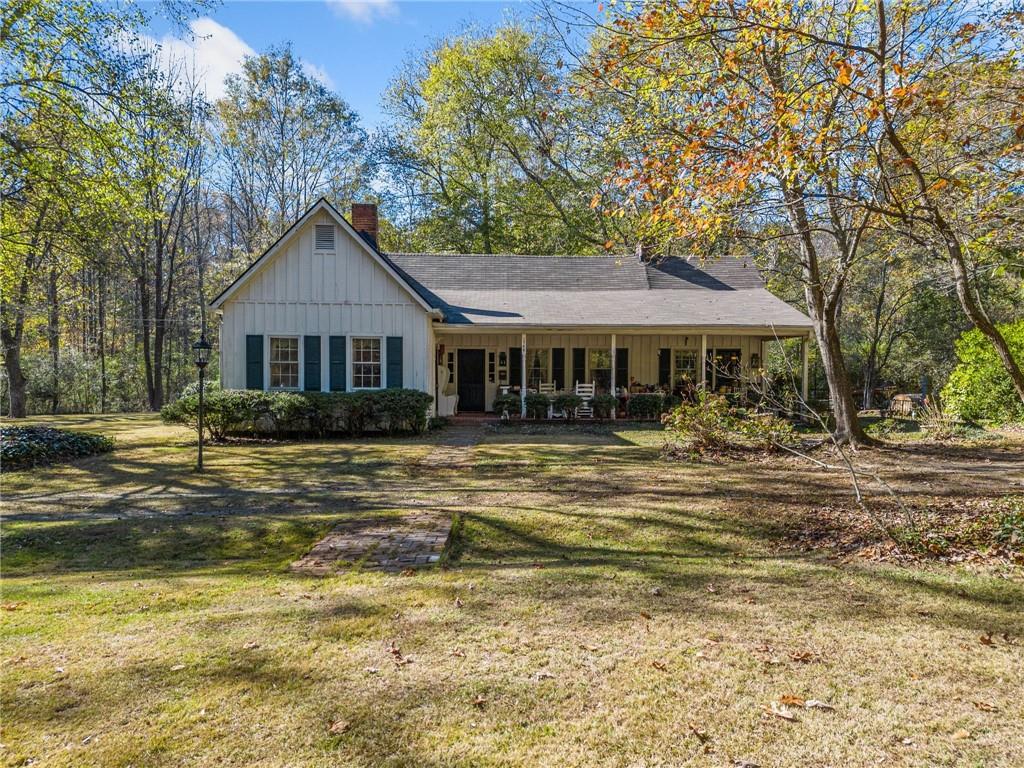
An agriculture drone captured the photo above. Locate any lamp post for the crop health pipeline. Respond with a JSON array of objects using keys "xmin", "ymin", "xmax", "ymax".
[{"xmin": 192, "ymin": 334, "xmax": 212, "ymax": 470}]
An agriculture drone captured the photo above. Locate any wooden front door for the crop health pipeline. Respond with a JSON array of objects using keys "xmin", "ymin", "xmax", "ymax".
[{"xmin": 457, "ymin": 349, "xmax": 486, "ymax": 411}]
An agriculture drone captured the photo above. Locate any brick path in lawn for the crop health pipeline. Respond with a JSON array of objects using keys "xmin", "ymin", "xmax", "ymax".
[
  {"xmin": 290, "ymin": 513, "xmax": 452, "ymax": 574},
  {"xmin": 290, "ymin": 424, "xmax": 483, "ymax": 574}
]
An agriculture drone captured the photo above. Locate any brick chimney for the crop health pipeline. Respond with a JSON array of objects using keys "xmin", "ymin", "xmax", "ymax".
[{"xmin": 351, "ymin": 202, "xmax": 378, "ymax": 247}]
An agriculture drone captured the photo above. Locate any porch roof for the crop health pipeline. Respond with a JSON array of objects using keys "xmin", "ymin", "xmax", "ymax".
[{"xmin": 387, "ymin": 253, "xmax": 813, "ymax": 330}]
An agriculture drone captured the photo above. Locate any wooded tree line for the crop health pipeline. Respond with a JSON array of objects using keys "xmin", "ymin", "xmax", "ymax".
[{"xmin": 2, "ymin": 0, "xmax": 1022, "ymax": 441}]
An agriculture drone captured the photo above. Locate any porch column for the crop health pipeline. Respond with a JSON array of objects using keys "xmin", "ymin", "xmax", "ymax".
[
  {"xmin": 610, "ymin": 333, "xmax": 616, "ymax": 419},
  {"xmin": 521, "ymin": 332, "xmax": 527, "ymax": 418},
  {"xmin": 700, "ymin": 334, "xmax": 708, "ymax": 389},
  {"xmin": 801, "ymin": 335, "xmax": 810, "ymax": 405}
]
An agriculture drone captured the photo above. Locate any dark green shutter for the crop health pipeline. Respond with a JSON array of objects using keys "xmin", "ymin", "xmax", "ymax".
[
  {"xmin": 304, "ymin": 336, "xmax": 321, "ymax": 391},
  {"xmin": 509, "ymin": 347, "xmax": 522, "ymax": 389},
  {"xmin": 245, "ymin": 335, "xmax": 263, "ymax": 390},
  {"xmin": 386, "ymin": 336, "xmax": 403, "ymax": 388},
  {"xmin": 329, "ymin": 336, "xmax": 346, "ymax": 391},
  {"xmin": 658, "ymin": 348, "xmax": 671, "ymax": 386},
  {"xmin": 571, "ymin": 348, "xmax": 586, "ymax": 387},
  {"xmin": 615, "ymin": 348, "xmax": 629, "ymax": 389},
  {"xmin": 551, "ymin": 348, "xmax": 565, "ymax": 390}
]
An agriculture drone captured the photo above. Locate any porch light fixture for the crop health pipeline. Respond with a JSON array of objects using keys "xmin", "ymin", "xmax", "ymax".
[{"xmin": 192, "ymin": 334, "xmax": 212, "ymax": 471}]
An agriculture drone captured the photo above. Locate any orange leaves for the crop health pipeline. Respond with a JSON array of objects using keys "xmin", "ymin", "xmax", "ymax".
[{"xmin": 835, "ymin": 60, "xmax": 853, "ymax": 87}]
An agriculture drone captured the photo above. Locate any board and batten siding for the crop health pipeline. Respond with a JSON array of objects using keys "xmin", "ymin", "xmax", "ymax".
[
  {"xmin": 435, "ymin": 332, "xmax": 766, "ymax": 411},
  {"xmin": 217, "ymin": 211, "xmax": 433, "ymax": 394}
]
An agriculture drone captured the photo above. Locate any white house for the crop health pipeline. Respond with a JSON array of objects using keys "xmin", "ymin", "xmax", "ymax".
[{"xmin": 209, "ymin": 199, "xmax": 814, "ymax": 416}]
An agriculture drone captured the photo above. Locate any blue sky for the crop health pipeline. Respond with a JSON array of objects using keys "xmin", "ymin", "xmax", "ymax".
[{"xmin": 144, "ymin": 1, "xmax": 547, "ymax": 128}]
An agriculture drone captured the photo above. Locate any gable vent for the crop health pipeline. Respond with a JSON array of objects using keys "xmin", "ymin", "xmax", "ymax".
[{"xmin": 314, "ymin": 224, "xmax": 335, "ymax": 251}]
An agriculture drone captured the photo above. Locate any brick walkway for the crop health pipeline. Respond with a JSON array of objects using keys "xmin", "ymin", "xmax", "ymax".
[
  {"xmin": 290, "ymin": 424, "xmax": 482, "ymax": 575},
  {"xmin": 290, "ymin": 513, "xmax": 452, "ymax": 575}
]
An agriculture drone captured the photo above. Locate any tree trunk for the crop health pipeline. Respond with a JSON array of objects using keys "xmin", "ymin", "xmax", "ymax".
[
  {"xmin": 781, "ymin": 182, "xmax": 869, "ymax": 444},
  {"xmin": 946, "ymin": 242, "xmax": 1024, "ymax": 404},
  {"xmin": 98, "ymin": 271, "xmax": 108, "ymax": 413},
  {"xmin": 47, "ymin": 258, "xmax": 60, "ymax": 414}
]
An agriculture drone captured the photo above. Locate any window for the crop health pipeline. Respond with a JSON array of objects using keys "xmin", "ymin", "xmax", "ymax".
[
  {"xmin": 352, "ymin": 337, "xmax": 382, "ymax": 388},
  {"xmin": 269, "ymin": 337, "xmax": 299, "ymax": 389},
  {"xmin": 711, "ymin": 348, "xmax": 742, "ymax": 392},
  {"xmin": 447, "ymin": 351, "xmax": 455, "ymax": 384},
  {"xmin": 488, "ymin": 351, "xmax": 496, "ymax": 383},
  {"xmin": 588, "ymin": 349, "xmax": 612, "ymax": 393},
  {"xmin": 314, "ymin": 224, "xmax": 335, "ymax": 251},
  {"xmin": 526, "ymin": 348, "xmax": 549, "ymax": 389},
  {"xmin": 673, "ymin": 349, "xmax": 698, "ymax": 388}
]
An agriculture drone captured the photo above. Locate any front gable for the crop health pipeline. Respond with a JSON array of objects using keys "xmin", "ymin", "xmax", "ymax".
[{"xmin": 209, "ymin": 199, "xmax": 435, "ymax": 313}]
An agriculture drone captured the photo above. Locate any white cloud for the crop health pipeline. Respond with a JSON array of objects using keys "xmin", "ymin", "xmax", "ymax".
[
  {"xmin": 301, "ymin": 61, "xmax": 335, "ymax": 89},
  {"xmin": 326, "ymin": 0, "xmax": 398, "ymax": 25},
  {"xmin": 140, "ymin": 18, "xmax": 338, "ymax": 100},
  {"xmin": 141, "ymin": 17, "xmax": 254, "ymax": 100}
]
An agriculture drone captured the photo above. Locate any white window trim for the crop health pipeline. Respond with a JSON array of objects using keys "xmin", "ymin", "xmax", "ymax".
[
  {"xmin": 267, "ymin": 335, "xmax": 302, "ymax": 391},
  {"xmin": 672, "ymin": 348, "xmax": 699, "ymax": 386},
  {"xmin": 585, "ymin": 347, "xmax": 613, "ymax": 385},
  {"xmin": 349, "ymin": 334, "xmax": 385, "ymax": 391},
  {"xmin": 524, "ymin": 347, "xmax": 551, "ymax": 388}
]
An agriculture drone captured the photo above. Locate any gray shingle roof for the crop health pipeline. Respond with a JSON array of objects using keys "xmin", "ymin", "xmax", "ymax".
[{"xmin": 386, "ymin": 253, "xmax": 811, "ymax": 329}]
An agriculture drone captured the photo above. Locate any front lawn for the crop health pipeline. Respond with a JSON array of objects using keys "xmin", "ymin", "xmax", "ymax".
[{"xmin": 2, "ymin": 414, "xmax": 1022, "ymax": 767}]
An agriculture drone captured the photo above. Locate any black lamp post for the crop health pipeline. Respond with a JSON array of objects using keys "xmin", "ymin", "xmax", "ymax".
[{"xmin": 192, "ymin": 334, "xmax": 212, "ymax": 470}]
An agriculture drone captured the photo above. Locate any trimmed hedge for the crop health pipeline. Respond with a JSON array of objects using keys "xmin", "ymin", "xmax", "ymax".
[
  {"xmin": 552, "ymin": 393, "xmax": 583, "ymax": 420},
  {"xmin": 524, "ymin": 392, "xmax": 550, "ymax": 419},
  {"xmin": 492, "ymin": 393, "xmax": 521, "ymax": 416},
  {"xmin": 1, "ymin": 426, "xmax": 114, "ymax": 470},
  {"xmin": 592, "ymin": 394, "xmax": 618, "ymax": 419},
  {"xmin": 626, "ymin": 393, "xmax": 664, "ymax": 420},
  {"xmin": 161, "ymin": 388, "xmax": 433, "ymax": 439}
]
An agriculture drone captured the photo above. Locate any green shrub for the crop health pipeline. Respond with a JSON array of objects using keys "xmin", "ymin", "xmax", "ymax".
[
  {"xmin": 627, "ymin": 393, "xmax": 662, "ymax": 420},
  {"xmin": 591, "ymin": 394, "xmax": 618, "ymax": 419},
  {"xmin": 552, "ymin": 393, "xmax": 583, "ymax": 420},
  {"xmin": 492, "ymin": 393, "xmax": 521, "ymax": 417},
  {"xmin": 662, "ymin": 389, "xmax": 795, "ymax": 453},
  {"xmin": 661, "ymin": 394, "xmax": 682, "ymax": 414},
  {"xmin": 374, "ymin": 389, "xmax": 434, "ymax": 434},
  {"xmin": 524, "ymin": 392, "xmax": 550, "ymax": 419},
  {"xmin": 942, "ymin": 320, "xmax": 1024, "ymax": 424},
  {"xmin": 161, "ymin": 389, "xmax": 433, "ymax": 439},
  {"xmin": 1, "ymin": 426, "xmax": 114, "ymax": 469}
]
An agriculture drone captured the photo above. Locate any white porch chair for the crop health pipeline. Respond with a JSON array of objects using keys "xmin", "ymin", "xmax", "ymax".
[
  {"xmin": 539, "ymin": 382, "xmax": 561, "ymax": 419},
  {"xmin": 436, "ymin": 365, "xmax": 459, "ymax": 417},
  {"xmin": 575, "ymin": 381, "xmax": 596, "ymax": 418}
]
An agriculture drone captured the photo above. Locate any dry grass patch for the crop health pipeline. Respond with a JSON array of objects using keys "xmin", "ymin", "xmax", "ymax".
[{"xmin": 2, "ymin": 414, "xmax": 1022, "ymax": 767}]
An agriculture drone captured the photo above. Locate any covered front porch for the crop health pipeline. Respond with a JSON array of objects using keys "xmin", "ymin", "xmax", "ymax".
[{"xmin": 433, "ymin": 327, "xmax": 811, "ymax": 418}]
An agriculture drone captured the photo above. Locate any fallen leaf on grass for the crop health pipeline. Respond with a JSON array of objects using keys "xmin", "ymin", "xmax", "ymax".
[
  {"xmin": 639, "ymin": 611, "xmax": 652, "ymax": 620},
  {"xmin": 364, "ymin": 666, "xmax": 379, "ymax": 674},
  {"xmin": 454, "ymin": 597, "xmax": 463, "ymax": 608},
  {"xmin": 788, "ymin": 650, "xmax": 821, "ymax": 664},
  {"xmin": 399, "ymin": 568, "xmax": 416, "ymax": 577},
  {"xmin": 688, "ymin": 723, "xmax": 709, "ymax": 743},
  {"xmin": 451, "ymin": 648, "xmax": 465, "ymax": 658},
  {"xmin": 706, "ymin": 584, "xmax": 717, "ymax": 593},
  {"xmin": 472, "ymin": 695, "xmax": 487, "ymax": 709},
  {"xmin": 733, "ymin": 761, "xmax": 760, "ymax": 768},
  {"xmin": 243, "ymin": 641, "xmax": 260, "ymax": 650},
  {"xmin": 2, "ymin": 603, "xmax": 23, "ymax": 611},
  {"xmin": 979, "ymin": 632, "xmax": 995, "ymax": 646},
  {"xmin": 973, "ymin": 701, "xmax": 998, "ymax": 712},
  {"xmin": 170, "ymin": 664, "xmax": 186, "ymax": 672},
  {"xmin": 651, "ymin": 660, "xmax": 667, "ymax": 671},
  {"xmin": 578, "ymin": 643, "xmax": 598, "ymax": 652},
  {"xmin": 534, "ymin": 670, "xmax": 555, "ymax": 680},
  {"xmin": 328, "ymin": 719, "xmax": 349, "ymax": 735},
  {"xmin": 650, "ymin": 587, "xmax": 662, "ymax": 597},
  {"xmin": 805, "ymin": 699, "xmax": 835, "ymax": 711},
  {"xmin": 779, "ymin": 695, "xmax": 805, "ymax": 707},
  {"xmin": 952, "ymin": 729, "xmax": 972, "ymax": 740},
  {"xmin": 764, "ymin": 701, "xmax": 799, "ymax": 722}
]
